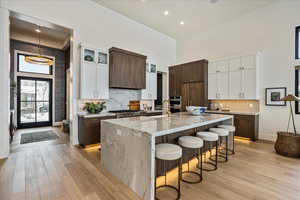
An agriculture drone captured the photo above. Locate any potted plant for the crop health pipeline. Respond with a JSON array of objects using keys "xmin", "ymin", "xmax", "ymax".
[
  {"xmin": 275, "ymin": 94, "xmax": 300, "ymax": 157},
  {"xmin": 83, "ymin": 102, "xmax": 106, "ymax": 114}
]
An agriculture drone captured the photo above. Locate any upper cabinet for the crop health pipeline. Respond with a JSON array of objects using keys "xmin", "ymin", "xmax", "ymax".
[
  {"xmin": 182, "ymin": 61, "xmax": 206, "ymax": 83},
  {"xmin": 80, "ymin": 44, "xmax": 109, "ymax": 100},
  {"xmin": 109, "ymin": 47, "xmax": 147, "ymax": 89},
  {"xmin": 141, "ymin": 60, "xmax": 157, "ymax": 100},
  {"xmin": 208, "ymin": 53, "xmax": 260, "ymax": 100},
  {"xmin": 169, "ymin": 65, "xmax": 182, "ymax": 97},
  {"xmin": 169, "ymin": 59, "xmax": 208, "ymax": 107}
]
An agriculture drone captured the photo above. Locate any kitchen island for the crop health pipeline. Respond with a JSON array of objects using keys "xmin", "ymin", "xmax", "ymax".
[{"xmin": 101, "ymin": 112, "xmax": 233, "ymax": 200}]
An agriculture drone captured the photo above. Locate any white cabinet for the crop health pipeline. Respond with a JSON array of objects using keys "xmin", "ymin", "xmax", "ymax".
[
  {"xmin": 242, "ymin": 68, "xmax": 257, "ymax": 99},
  {"xmin": 208, "ymin": 73, "xmax": 217, "ymax": 99},
  {"xmin": 209, "ymin": 53, "xmax": 260, "ymax": 100},
  {"xmin": 80, "ymin": 45, "xmax": 109, "ymax": 100},
  {"xmin": 141, "ymin": 61, "xmax": 157, "ymax": 100},
  {"xmin": 217, "ymin": 72, "xmax": 229, "ymax": 99},
  {"xmin": 229, "ymin": 70, "xmax": 242, "ymax": 99},
  {"xmin": 208, "ymin": 72, "xmax": 229, "ymax": 99}
]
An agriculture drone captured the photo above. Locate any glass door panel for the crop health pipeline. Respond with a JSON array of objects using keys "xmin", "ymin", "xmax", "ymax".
[
  {"xmin": 20, "ymin": 102, "xmax": 36, "ymax": 123},
  {"xmin": 17, "ymin": 77, "xmax": 52, "ymax": 128},
  {"xmin": 37, "ymin": 102, "xmax": 49, "ymax": 122}
]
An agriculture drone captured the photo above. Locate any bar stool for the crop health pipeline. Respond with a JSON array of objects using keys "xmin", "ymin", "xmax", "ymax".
[
  {"xmin": 196, "ymin": 132, "xmax": 219, "ymax": 171},
  {"xmin": 155, "ymin": 143, "xmax": 182, "ymax": 200},
  {"xmin": 218, "ymin": 125, "xmax": 236, "ymax": 155},
  {"xmin": 209, "ymin": 128, "xmax": 230, "ymax": 163},
  {"xmin": 178, "ymin": 136, "xmax": 203, "ymax": 184}
]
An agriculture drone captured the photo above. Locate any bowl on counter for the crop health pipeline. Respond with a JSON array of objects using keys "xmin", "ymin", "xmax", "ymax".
[{"xmin": 186, "ymin": 106, "xmax": 207, "ymax": 116}]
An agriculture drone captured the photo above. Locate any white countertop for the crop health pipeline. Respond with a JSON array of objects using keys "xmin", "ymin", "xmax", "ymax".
[
  {"xmin": 206, "ymin": 110, "xmax": 259, "ymax": 116},
  {"xmin": 77, "ymin": 111, "xmax": 116, "ymax": 118},
  {"xmin": 103, "ymin": 112, "xmax": 233, "ymax": 137}
]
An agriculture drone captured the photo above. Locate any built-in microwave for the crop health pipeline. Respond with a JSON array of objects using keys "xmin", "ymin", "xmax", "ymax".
[{"xmin": 170, "ymin": 96, "xmax": 181, "ymax": 113}]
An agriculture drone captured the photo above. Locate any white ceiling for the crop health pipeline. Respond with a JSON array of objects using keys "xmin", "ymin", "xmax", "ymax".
[{"xmin": 94, "ymin": 0, "xmax": 278, "ymax": 40}]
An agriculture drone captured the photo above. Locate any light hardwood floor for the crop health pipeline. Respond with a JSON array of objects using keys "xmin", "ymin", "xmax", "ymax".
[{"xmin": 2, "ymin": 127, "xmax": 300, "ymax": 200}]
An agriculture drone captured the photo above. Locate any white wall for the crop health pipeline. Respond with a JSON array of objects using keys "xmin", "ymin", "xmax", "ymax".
[
  {"xmin": 0, "ymin": 6, "xmax": 10, "ymax": 159},
  {"xmin": 1, "ymin": 0, "xmax": 176, "ymax": 146},
  {"xmin": 177, "ymin": 1, "xmax": 300, "ymax": 141}
]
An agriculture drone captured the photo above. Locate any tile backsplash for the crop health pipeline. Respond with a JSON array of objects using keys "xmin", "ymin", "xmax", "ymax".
[
  {"xmin": 79, "ymin": 89, "xmax": 142, "ymax": 111},
  {"xmin": 106, "ymin": 89, "xmax": 141, "ymax": 110},
  {"xmin": 209, "ymin": 100, "xmax": 260, "ymax": 112}
]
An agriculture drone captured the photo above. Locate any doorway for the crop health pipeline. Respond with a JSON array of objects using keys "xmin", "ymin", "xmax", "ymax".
[{"xmin": 17, "ymin": 77, "xmax": 53, "ymax": 128}]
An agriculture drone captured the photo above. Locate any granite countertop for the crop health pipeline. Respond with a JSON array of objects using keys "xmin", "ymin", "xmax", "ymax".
[
  {"xmin": 143, "ymin": 110, "xmax": 163, "ymax": 113},
  {"xmin": 103, "ymin": 112, "xmax": 233, "ymax": 137},
  {"xmin": 206, "ymin": 110, "xmax": 260, "ymax": 116},
  {"xmin": 77, "ymin": 112, "xmax": 116, "ymax": 118}
]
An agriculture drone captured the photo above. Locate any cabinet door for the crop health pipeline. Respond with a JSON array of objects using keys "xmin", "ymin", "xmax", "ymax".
[
  {"xmin": 174, "ymin": 66, "xmax": 182, "ymax": 96},
  {"xmin": 242, "ymin": 55, "xmax": 256, "ymax": 69},
  {"xmin": 182, "ymin": 62, "xmax": 203, "ymax": 82},
  {"xmin": 216, "ymin": 60, "xmax": 229, "ymax": 72},
  {"xmin": 229, "ymin": 70, "xmax": 242, "ymax": 99},
  {"xmin": 217, "ymin": 72, "xmax": 229, "ymax": 99},
  {"xmin": 242, "ymin": 69, "xmax": 257, "ymax": 99},
  {"xmin": 208, "ymin": 62, "xmax": 217, "ymax": 74},
  {"xmin": 234, "ymin": 115, "xmax": 255, "ymax": 139},
  {"xmin": 96, "ymin": 65, "xmax": 109, "ymax": 99},
  {"xmin": 229, "ymin": 57, "xmax": 241, "ymax": 72},
  {"xmin": 169, "ymin": 67, "xmax": 175, "ymax": 97},
  {"xmin": 181, "ymin": 83, "xmax": 189, "ymax": 111},
  {"xmin": 208, "ymin": 73, "xmax": 217, "ymax": 99},
  {"xmin": 189, "ymin": 82, "xmax": 205, "ymax": 106},
  {"xmin": 81, "ymin": 63, "xmax": 97, "ymax": 99}
]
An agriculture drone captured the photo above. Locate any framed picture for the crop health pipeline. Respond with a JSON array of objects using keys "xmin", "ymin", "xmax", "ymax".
[
  {"xmin": 150, "ymin": 64, "xmax": 157, "ymax": 73},
  {"xmin": 265, "ymin": 87, "xmax": 287, "ymax": 106},
  {"xmin": 98, "ymin": 52, "xmax": 108, "ymax": 64}
]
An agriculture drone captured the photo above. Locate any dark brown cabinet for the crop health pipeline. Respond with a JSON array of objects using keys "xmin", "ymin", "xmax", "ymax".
[
  {"xmin": 206, "ymin": 111, "xmax": 259, "ymax": 141},
  {"xmin": 181, "ymin": 82, "xmax": 206, "ymax": 111},
  {"xmin": 234, "ymin": 114, "xmax": 259, "ymax": 141},
  {"xmin": 169, "ymin": 65, "xmax": 182, "ymax": 97},
  {"xmin": 78, "ymin": 115, "xmax": 116, "ymax": 147},
  {"xmin": 109, "ymin": 47, "xmax": 147, "ymax": 89},
  {"xmin": 182, "ymin": 61, "xmax": 206, "ymax": 83},
  {"xmin": 169, "ymin": 59, "xmax": 208, "ymax": 110}
]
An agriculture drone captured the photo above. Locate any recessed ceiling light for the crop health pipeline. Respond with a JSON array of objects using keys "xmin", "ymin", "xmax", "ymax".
[
  {"xmin": 35, "ymin": 29, "xmax": 41, "ymax": 33},
  {"xmin": 180, "ymin": 21, "xmax": 185, "ymax": 25},
  {"xmin": 164, "ymin": 10, "xmax": 169, "ymax": 16}
]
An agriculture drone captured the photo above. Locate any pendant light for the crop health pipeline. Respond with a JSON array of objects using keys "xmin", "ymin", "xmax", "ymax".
[{"xmin": 25, "ymin": 25, "xmax": 54, "ymax": 66}]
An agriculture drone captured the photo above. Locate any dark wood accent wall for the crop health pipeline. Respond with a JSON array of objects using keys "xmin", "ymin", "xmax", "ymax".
[
  {"xmin": 169, "ymin": 59, "xmax": 208, "ymax": 109},
  {"xmin": 109, "ymin": 47, "xmax": 147, "ymax": 89},
  {"xmin": 10, "ymin": 39, "xmax": 68, "ymax": 122}
]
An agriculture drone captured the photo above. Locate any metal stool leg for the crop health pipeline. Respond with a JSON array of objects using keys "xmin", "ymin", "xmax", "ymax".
[
  {"xmin": 155, "ymin": 158, "xmax": 182, "ymax": 200},
  {"xmin": 181, "ymin": 147, "xmax": 203, "ymax": 184},
  {"xmin": 210, "ymin": 136, "xmax": 229, "ymax": 163},
  {"xmin": 201, "ymin": 141, "xmax": 218, "ymax": 171}
]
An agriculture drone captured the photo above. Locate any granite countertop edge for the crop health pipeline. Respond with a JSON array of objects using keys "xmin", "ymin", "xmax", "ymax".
[{"xmin": 206, "ymin": 110, "xmax": 260, "ymax": 116}]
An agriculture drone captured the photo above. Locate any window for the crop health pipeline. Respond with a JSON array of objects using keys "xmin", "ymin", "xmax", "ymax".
[
  {"xmin": 296, "ymin": 26, "xmax": 300, "ymax": 59},
  {"xmin": 17, "ymin": 53, "xmax": 53, "ymax": 75},
  {"xmin": 296, "ymin": 67, "xmax": 300, "ymax": 114}
]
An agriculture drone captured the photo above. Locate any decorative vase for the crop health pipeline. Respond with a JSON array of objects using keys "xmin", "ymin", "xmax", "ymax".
[{"xmin": 275, "ymin": 131, "xmax": 300, "ymax": 158}]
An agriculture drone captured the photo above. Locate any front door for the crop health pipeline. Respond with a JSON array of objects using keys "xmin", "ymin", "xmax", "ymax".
[{"xmin": 17, "ymin": 77, "xmax": 53, "ymax": 128}]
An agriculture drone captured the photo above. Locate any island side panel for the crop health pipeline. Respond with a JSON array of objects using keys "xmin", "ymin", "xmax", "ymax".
[{"xmin": 101, "ymin": 121, "xmax": 154, "ymax": 200}]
